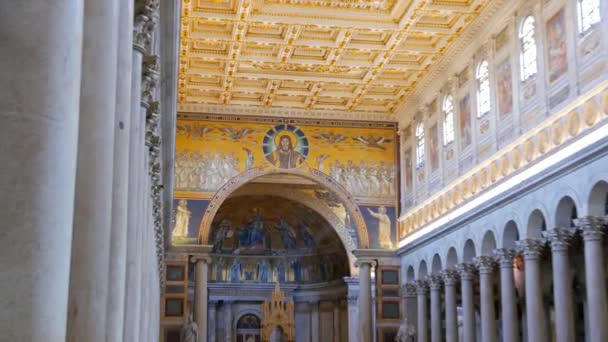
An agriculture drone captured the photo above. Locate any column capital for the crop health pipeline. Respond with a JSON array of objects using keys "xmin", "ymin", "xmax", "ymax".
[
  {"xmin": 474, "ymin": 256, "xmax": 497, "ymax": 274},
  {"xmin": 401, "ymin": 283, "xmax": 417, "ymax": 298},
  {"xmin": 355, "ymin": 259, "xmax": 377, "ymax": 268},
  {"xmin": 440, "ymin": 269, "xmax": 459, "ymax": 286},
  {"xmin": 574, "ymin": 216, "xmax": 607, "ymax": 242},
  {"xmin": 493, "ymin": 248, "xmax": 517, "ymax": 268},
  {"xmin": 516, "ymin": 238, "xmax": 546, "ymax": 260},
  {"xmin": 190, "ymin": 254, "xmax": 212, "ymax": 264},
  {"xmin": 415, "ymin": 279, "xmax": 429, "ymax": 295},
  {"xmin": 428, "ymin": 275, "xmax": 443, "ymax": 290},
  {"xmin": 456, "ymin": 263, "xmax": 477, "ymax": 281},
  {"xmin": 543, "ymin": 227, "xmax": 576, "ymax": 252},
  {"xmin": 133, "ymin": 0, "xmax": 160, "ymax": 53}
]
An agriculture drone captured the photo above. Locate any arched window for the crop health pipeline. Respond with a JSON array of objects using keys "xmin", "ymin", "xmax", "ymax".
[
  {"xmin": 476, "ymin": 60, "xmax": 491, "ymax": 117},
  {"xmin": 415, "ymin": 122, "xmax": 425, "ymax": 167},
  {"xmin": 578, "ymin": 0, "xmax": 601, "ymax": 33},
  {"xmin": 519, "ymin": 16, "xmax": 538, "ymax": 80},
  {"xmin": 442, "ymin": 95, "xmax": 455, "ymax": 145}
]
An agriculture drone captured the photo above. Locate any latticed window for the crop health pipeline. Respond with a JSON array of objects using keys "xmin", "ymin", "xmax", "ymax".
[
  {"xmin": 519, "ymin": 16, "xmax": 538, "ymax": 81},
  {"xmin": 578, "ymin": 0, "xmax": 601, "ymax": 33},
  {"xmin": 442, "ymin": 95, "xmax": 455, "ymax": 145},
  {"xmin": 476, "ymin": 60, "xmax": 491, "ymax": 117},
  {"xmin": 415, "ymin": 122, "xmax": 425, "ymax": 167}
]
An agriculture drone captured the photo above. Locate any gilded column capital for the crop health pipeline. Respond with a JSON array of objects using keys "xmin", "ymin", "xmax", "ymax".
[
  {"xmin": 428, "ymin": 275, "xmax": 443, "ymax": 291},
  {"xmin": 542, "ymin": 227, "xmax": 575, "ymax": 253},
  {"xmin": 473, "ymin": 256, "xmax": 497, "ymax": 275},
  {"xmin": 574, "ymin": 216, "xmax": 606, "ymax": 242},
  {"xmin": 456, "ymin": 263, "xmax": 476, "ymax": 281},
  {"xmin": 401, "ymin": 283, "xmax": 417, "ymax": 298},
  {"xmin": 516, "ymin": 238, "xmax": 546, "ymax": 260},
  {"xmin": 415, "ymin": 279, "xmax": 429, "ymax": 295},
  {"xmin": 493, "ymin": 248, "xmax": 517, "ymax": 268},
  {"xmin": 440, "ymin": 269, "xmax": 459, "ymax": 286}
]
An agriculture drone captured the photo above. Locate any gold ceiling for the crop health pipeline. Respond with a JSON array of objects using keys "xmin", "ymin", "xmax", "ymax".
[{"xmin": 178, "ymin": 0, "xmax": 490, "ymax": 119}]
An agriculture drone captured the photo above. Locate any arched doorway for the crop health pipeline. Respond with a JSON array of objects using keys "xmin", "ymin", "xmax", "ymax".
[{"xmin": 236, "ymin": 314, "xmax": 261, "ymax": 342}]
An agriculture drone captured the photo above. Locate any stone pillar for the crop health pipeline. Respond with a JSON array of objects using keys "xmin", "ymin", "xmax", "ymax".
[
  {"xmin": 209, "ymin": 300, "xmax": 217, "ymax": 342},
  {"xmin": 357, "ymin": 260, "xmax": 376, "ymax": 342},
  {"xmin": 106, "ymin": 0, "xmax": 134, "ymax": 340},
  {"xmin": 194, "ymin": 256, "xmax": 211, "ymax": 339},
  {"xmin": 428, "ymin": 276, "xmax": 443, "ymax": 342},
  {"xmin": 402, "ymin": 283, "xmax": 418, "ymax": 328},
  {"xmin": 575, "ymin": 216, "xmax": 608, "ymax": 342},
  {"xmin": 0, "ymin": 1, "xmax": 83, "ymax": 340},
  {"xmin": 516, "ymin": 238, "xmax": 546, "ymax": 342},
  {"xmin": 66, "ymin": 0, "xmax": 119, "ymax": 340},
  {"xmin": 457, "ymin": 263, "xmax": 476, "ymax": 342},
  {"xmin": 310, "ymin": 301, "xmax": 320, "ymax": 342},
  {"xmin": 441, "ymin": 270, "xmax": 459, "ymax": 342},
  {"xmin": 333, "ymin": 300, "xmax": 341, "ymax": 342},
  {"xmin": 543, "ymin": 228, "xmax": 575, "ymax": 342},
  {"xmin": 494, "ymin": 248, "xmax": 518, "ymax": 342},
  {"xmin": 416, "ymin": 280, "xmax": 429, "ymax": 342},
  {"xmin": 345, "ymin": 277, "xmax": 360, "ymax": 342},
  {"xmin": 224, "ymin": 301, "xmax": 233, "ymax": 342},
  {"xmin": 475, "ymin": 256, "xmax": 497, "ymax": 342}
]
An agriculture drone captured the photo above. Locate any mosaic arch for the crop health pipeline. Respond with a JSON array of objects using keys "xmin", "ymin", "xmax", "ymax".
[{"xmin": 198, "ymin": 167, "xmax": 370, "ymax": 249}]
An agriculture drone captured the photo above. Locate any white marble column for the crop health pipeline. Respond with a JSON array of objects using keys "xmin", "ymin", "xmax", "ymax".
[
  {"xmin": 345, "ymin": 277, "xmax": 360, "ymax": 342},
  {"xmin": 224, "ymin": 301, "xmax": 233, "ymax": 342},
  {"xmin": 475, "ymin": 256, "xmax": 497, "ymax": 342},
  {"xmin": 310, "ymin": 301, "xmax": 320, "ymax": 342},
  {"xmin": 457, "ymin": 263, "xmax": 476, "ymax": 342},
  {"xmin": 66, "ymin": 0, "xmax": 119, "ymax": 340},
  {"xmin": 357, "ymin": 260, "xmax": 375, "ymax": 342},
  {"xmin": 441, "ymin": 270, "xmax": 459, "ymax": 342},
  {"xmin": 334, "ymin": 300, "xmax": 341, "ymax": 342},
  {"xmin": 416, "ymin": 280, "xmax": 429, "ymax": 342},
  {"xmin": 209, "ymin": 300, "xmax": 217, "ymax": 342},
  {"xmin": 402, "ymin": 283, "xmax": 418, "ymax": 328},
  {"xmin": 543, "ymin": 228, "xmax": 575, "ymax": 342},
  {"xmin": 0, "ymin": 1, "xmax": 83, "ymax": 340},
  {"xmin": 494, "ymin": 248, "xmax": 519, "ymax": 342},
  {"xmin": 575, "ymin": 216, "xmax": 608, "ymax": 342},
  {"xmin": 106, "ymin": 1, "xmax": 134, "ymax": 340},
  {"xmin": 516, "ymin": 238, "xmax": 546, "ymax": 342},
  {"xmin": 194, "ymin": 256, "xmax": 211, "ymax": 339},
  {"xmin": 429, "ymin": 276, "xmax": 443, "ymax": 342}
]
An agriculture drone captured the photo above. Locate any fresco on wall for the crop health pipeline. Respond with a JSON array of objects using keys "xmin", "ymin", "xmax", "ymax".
[
  {"xmin": 403, "ymin": 147, "xmax": 413, "ymax": 191},
  {"xmin": 360, "ymin": 205, "xmax": 396, "ymax": 249},
  {"xmin": 170, "ymin": 199, "xmax": 209, "ymax": 245},
  {"xmin": 459, "ymin": 95, "xmax": 472, "ymax": 149},
  {"xmin": 174, "ymin": 115, "xmax": 397, "ymax": 203},
  {"xmin": 496, "ymin": 57, "xmax": 513, "ymax": 120},
  {"xmin": 495, "ymin": 26, "xmax": 510, "ymax": 52},
  {"xmin": 429, "ymin": 123, "xmax": 439, "ymax": 172},
  {"xmin": 546, "ymin": 8, "xmax": 568, "ymax": 83}
]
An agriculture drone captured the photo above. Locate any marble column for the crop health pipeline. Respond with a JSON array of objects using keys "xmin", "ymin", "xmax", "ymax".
[
  {"xmin": 441, "ymin": 270, "xmax": 459, "ymax": 342},
  {"xmin": 334, "ymin": 300, "xmax": 341, "ymax": 342},
  {"xmin": 475, "ymin": 256, "xmax": 498, "ymax": 342},
  {"xmin": 224, "ymin": 301, "xmax": 233, "ymax": 342},
  {"xmin": 66, "ymin": 0, "xmax": 119, "ymax": 340},
  {"xmin": 345, "ymin": 277, "xmax": 360, "ymax": 342},
  {"xmin": 457, "ymin": 263, "xmax": 476, "ymax": 342},
  {"xmin": 494, "ymin": 248, "xmax": 519, "ymax": 342},
  {"xmin": 575, "ymin": 216, "xmax": 608, "ymax": 342},
  {"xmin": 416, "ymin": 280, "xmax": 429, "ymax": 342},
  {"xmin": 543, "ymin": 228, "xmax": 576, "ymax": 342},
  {"xmin": 106, "ymin": 0, "xmax": 134, "ymax": 340},
  {"xmin": 209, "ymin": 300, "xmax": 217, "ymax": 342},
  {"xmin": 428, "ymin": 276, "xmax": 443, "ymax": 342},
  {"xmin": 516, "ymin": 238, "xmax": 546, "ymax": 342},
  {"xmin": 357, "ymin": 260, "xmax": 376, "ymax": 342},
  {"xmin": 194, "ymin": 256, "xmax": 211, "ymax": 339},
  {"xmin": 0, "ymin": 1, "xmax": 83, "ymax": 340},
  {"xmin": 310, "ymin": 301, "xmax": 320, "ymax": 342},
  {"xmin": 402, "ymin": 283, "xmax": 418, "ymax": 328}
]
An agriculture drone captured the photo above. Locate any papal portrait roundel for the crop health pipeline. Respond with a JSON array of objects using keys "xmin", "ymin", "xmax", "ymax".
[{"xmin": 263, "ymin": 124, "xmax": 309, "ymax": 169}]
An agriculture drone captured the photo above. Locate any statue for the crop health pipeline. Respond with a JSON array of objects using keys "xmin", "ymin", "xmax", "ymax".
[
  {"xmin": 180, "ymin": 313, "xmax": 198, "ymax": 342},
  {"xmin": 172, "ymin": 199, "xmax": 192, "ymax": 240},
  {"xmin": 395, "ymin": 318, "xmax": 416, "ymax": 342},
  {"xmin": 367, "ymin": 206, "xmax": 393, "ymax": 249}
]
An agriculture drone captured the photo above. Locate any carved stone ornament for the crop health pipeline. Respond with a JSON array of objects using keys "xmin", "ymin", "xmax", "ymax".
[
  {"xmin": 428, "ymin": 275, "xmax": 443, "ymax": 290},
  {"xmin": 440, "ymin": 269, "xmax": 459, "ymax": 286},
  {"xmin": 542, "ymin": 227, "xmax": 575, "ymax": 252},
  {"xmin": 402, "ymin": 283, "xmax": 417, "ymax": 298},
  {"xmin": 493, "ymin": 248, "xmax": 517, "ymax": 268},
  {"xmin": 141, "ymin": 56, "xmax": 160, "ymax": 107},
  {"xmin": 133, "ymin": 0, "xmax": 159, "ymax": 52},
  {"xmin": 415, "ymin": 279, "xmax": 429, "ymax": 295},
  {"xmin": 574, "ymin": 216, "xmax": 606, "ymax": 242},
  {"xmin": 473, "ymin": 256, "xmax": 497, "ymax": 275},
  {"xmin": 516, "ymin": 238, "xmax": 546, "ymax": 260},
  {"xmin": 456, "ymin": 263, "xmax": 476, "ymax": 281}
]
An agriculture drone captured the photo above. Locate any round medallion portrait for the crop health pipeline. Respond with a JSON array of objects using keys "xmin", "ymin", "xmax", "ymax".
[{"xmin": 262, "ymin": 124, "xmax": 309, "ymax": 169}]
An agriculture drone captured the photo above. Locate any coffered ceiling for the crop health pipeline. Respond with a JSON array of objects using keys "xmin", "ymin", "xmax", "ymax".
[{"xmin": 178, "ymin": 0, "xmax": 491, "ymax": 120}]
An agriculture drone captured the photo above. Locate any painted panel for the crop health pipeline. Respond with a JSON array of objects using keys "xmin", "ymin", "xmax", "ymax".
[
  {"xmin": 496, "ymin": 57, "xmax": 513, "ymax": 120},
  {"xmin": 459, "ymin": 95, "xmax": 472, "ymax": 149},
  {"xmin": 546, "ymin": 8, "xmax": 568, "ymax": 83},
  {"xmin": 429, "ymin": 123, "xmax": 439, "ymax": 172},
  {"xmin": 170, "ymin": 199, "xmax": 209, "ymax": 245},
  {"xmin": 360, "ymin": 205, "xmax": 396, "ymax": 249}
]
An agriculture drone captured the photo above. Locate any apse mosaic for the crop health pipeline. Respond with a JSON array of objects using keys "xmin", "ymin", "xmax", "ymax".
[
  {"xmin": 205, "ymin": 195, "xmax": 349, "ymax": 284},
  {"xmin": 174, "ymin": 114, "xmax": 398, "ymax": 204}
]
